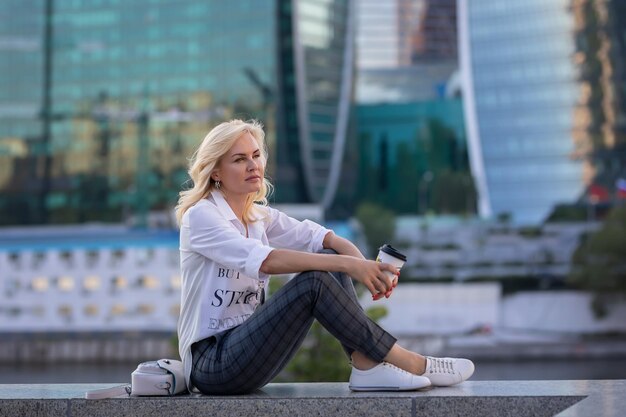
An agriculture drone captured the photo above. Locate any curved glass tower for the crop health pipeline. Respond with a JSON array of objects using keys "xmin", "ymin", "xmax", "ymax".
[
  {"xmin": 278, "ymin": 0, "xmax": 354, "ymax": 208},
  {"xmin": 459, "ymin": 0, "xmax": 584, "ymax": 224}
]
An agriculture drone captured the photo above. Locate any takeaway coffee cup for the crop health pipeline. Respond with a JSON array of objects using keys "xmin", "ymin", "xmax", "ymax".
[{"xmin": 376, "ymin": 244, "xmax": 407, "ymax": 280}]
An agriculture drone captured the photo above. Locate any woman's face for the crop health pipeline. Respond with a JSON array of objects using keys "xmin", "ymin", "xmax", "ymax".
[{"xmin": 212, "ymin": 132, "xmax": 265, "ymax": 198}]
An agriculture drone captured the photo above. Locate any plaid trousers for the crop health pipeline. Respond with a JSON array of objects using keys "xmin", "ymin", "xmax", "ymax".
[{"xmin": 190, "ymin": 251, "xmax": 397, "ymax": 394}]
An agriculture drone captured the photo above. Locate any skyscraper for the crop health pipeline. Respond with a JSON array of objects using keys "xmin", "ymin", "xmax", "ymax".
[
  {"xmin": 459, "ymin": 0, "xmax": 585, "ymax": 224},
  {"xmin": 356, "ymin": 0, "xmax": 458, "ymax": 103},
  {"xmin": 571, "ymin": 0, "xmax": 626, "ymax": 198},
  {"xmin": 0, "ymin": 0, "xmax": 354, "ymax": 226},
  {"xmin": 354, "ymin": 0, "xmax": 474, "ymax": 217},
  {"xmin": 411, "ymin": 0, "xmax": 457, "ymax": 61}
]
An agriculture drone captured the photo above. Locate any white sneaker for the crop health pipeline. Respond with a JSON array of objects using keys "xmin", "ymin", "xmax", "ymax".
[
  {"xmin": 423, "ymin": 356, "xmax": 475, "ymax": 386},
  {"xmin": 349, "ymin": 362, "xmax": 432, "ymax": 391}
]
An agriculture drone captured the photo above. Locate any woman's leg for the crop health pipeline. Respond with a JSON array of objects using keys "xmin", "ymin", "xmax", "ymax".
[
  {"xmin": 191, "ymin": 269, "xmax": 397, "ymax": 394},
  {"xmin": 319, "ymin": 251, "xmax": 427, "ymax": 374},
  {"xmin": 318, "ymin": 250, "xmax": 366, "ymax": 359}
]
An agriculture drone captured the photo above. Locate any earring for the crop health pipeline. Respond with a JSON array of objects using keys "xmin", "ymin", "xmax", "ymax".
[{"xmin": 215, "ymin": 180, "xmax": 221, "ymax": 190}]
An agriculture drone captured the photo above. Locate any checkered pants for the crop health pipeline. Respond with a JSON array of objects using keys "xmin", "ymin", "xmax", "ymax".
[{"xmin": 190, "ymin": 251, "xmax": 397, "ymax": 394}]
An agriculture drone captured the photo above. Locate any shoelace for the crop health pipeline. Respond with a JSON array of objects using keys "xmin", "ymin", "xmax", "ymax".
[
  {"xmin": 382, "ymin": 362, "xmax": 413, "ymax": 376},
  {"xmin": 427, "ymin": 357, "xmax": 455, "ymax": 374}
]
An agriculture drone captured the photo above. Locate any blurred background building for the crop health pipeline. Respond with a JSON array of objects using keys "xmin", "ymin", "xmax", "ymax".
[
  {"xmin": 459, "ymin": 0, "xmax": 585, "ymax": 225},
  {"xmin": 570, "ymin": 0, "xmax": 626, "ymax": 206},
  {"xmin": 356, "ymin": 0, "xmax": 458, "ymax": 103},
  {"xmin": 0, "ymin": 0, "xmax": 355, "ymax": 227},
  {"xmin": 357, "ymin": 100, "xmax": 472, "ymax": 215},
  {"xmin": 355, "ymin": 0, "xmax": 474, "ymax": 217}
]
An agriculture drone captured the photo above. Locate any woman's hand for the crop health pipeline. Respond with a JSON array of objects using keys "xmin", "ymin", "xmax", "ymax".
[
  {"xmin": 373, "ymin": 274, "xmax": 399, "ymax": 300},
  {"xmin": 348, "ymin": 258, "xmax": 399, "ymax": 297}
]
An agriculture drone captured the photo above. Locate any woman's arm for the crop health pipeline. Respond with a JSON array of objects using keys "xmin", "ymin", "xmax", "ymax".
[
  {"xmin": 259, "ymin": 239, "xmax": 397, "ymax": 296},
  {"xmin": 322, "ymin": 231, "xmax": 365, "ymax": 260}
]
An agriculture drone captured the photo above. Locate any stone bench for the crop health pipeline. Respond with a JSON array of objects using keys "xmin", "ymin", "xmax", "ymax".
[{"xmin": 1, "ymin": 380, "xmax": 624, "ymax": 417}]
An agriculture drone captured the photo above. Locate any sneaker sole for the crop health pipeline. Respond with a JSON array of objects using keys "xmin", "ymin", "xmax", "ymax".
[{"xmin": 349, "ymin": 383, "xmax": 431, "ymax": 392}]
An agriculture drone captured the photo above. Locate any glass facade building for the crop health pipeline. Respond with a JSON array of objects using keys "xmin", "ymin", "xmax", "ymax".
[
  {"xmin": 571, "ymin": 0, "xmax": 626, "ymax": 199},
  {"xmin": 0, "ymin": 0, "xmax": 354, "ymax": 226},
  {"xmin": 411, "ymin": 0, "xmax": 457, "ymax": 61},
  {"xmin": 356, "ymin": 0, "xmax": 459, "ymax": 103},
  {"xmin": 354, "ymin": 0, "xmax": 473, "ymax": 216},
  {"xmin": 459, "ymin": 0, "xmax": 585, "ymax": 224},
  {"xmin": 357, "ymin": 99, "xmax": 474, "ymax": 215}
]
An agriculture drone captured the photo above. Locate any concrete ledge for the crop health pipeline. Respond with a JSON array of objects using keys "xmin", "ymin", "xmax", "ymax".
[{"xmin": 0, "ymin": 380, "xmax": 624, "ymax": 417}]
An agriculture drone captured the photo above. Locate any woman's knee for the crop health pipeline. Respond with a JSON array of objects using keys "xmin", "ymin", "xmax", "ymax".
[
  {"xmin": 291, "ymin": 271, "xmax": 345, "ymax": 301},
  {"xmin": 294, "ymin": 258, "xmax": 351, "ymax": 294},
  {"xmin": 296, "ymin": 270, "xmax": 336, "ymax": 290}
]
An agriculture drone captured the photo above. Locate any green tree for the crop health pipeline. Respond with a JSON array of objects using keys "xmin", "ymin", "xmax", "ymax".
[
  {"xmin": 569, "ymin": 207, "xmax": 626, "ymax": 317},
  {"xmin": 430, "ymin": 170, "xmax": 477, "ymax": 214},
  {"xmin": 546, "ymin": 204, "xmax": 587, "ymax": 222},
  {"xmin": 355, "ymin": 202, "xmax": 396, "ymax": 257},
  {"xmin": 392, "ymin": 142, "xmax": 420, "ymax": 213}
]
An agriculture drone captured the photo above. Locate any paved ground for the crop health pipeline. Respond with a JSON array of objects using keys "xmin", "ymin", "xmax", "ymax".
[{"xmin": 0, "ymin": 380, "xmax": 624, "ymax": 417}]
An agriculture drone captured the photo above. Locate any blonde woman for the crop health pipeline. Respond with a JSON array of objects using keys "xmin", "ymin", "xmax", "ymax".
[{"xmin": 176, "ymin": 119, "xmax": 474, "ymax": 394}]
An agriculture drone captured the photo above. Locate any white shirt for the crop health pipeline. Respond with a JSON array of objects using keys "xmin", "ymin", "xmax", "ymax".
[{"xmin": 178, "ymin": 191, "xmax": 330, "ymax": 388}]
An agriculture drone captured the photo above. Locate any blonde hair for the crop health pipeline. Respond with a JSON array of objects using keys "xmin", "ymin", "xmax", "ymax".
[{"xmin": 175, "ymin": 119, "xmax": 272, "ymax": 225}]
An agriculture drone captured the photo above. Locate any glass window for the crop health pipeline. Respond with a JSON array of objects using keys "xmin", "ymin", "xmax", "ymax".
[
  {"xmin": 57, "ymin": 276, "xmax": 74, "ymax": 291},
  {"xmin": 31, "ymin": 277, "xmax": 49, "ymax": 292}
]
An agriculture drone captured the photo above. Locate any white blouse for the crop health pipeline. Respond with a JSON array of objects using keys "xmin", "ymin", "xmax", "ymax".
[{"xmin": 178, "ymin": 190, "xmax": 330, "ymax": 388}]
